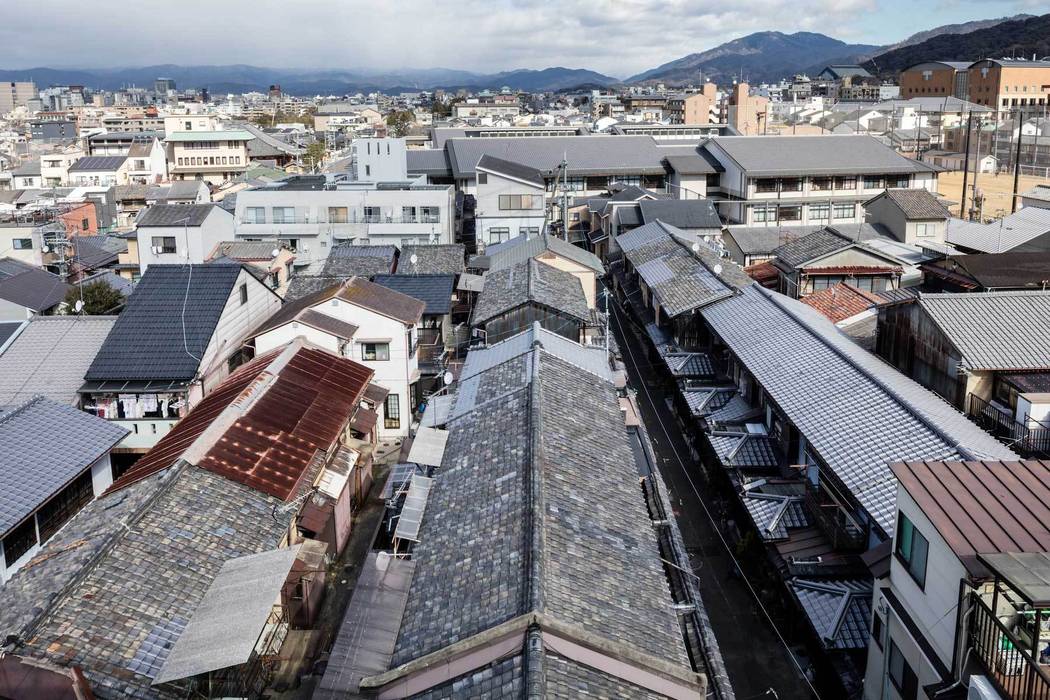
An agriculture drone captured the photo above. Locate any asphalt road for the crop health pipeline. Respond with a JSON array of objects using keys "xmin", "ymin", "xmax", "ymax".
[{"xmin": 610, "ymin": 300, "xmax": 818, "ymax": 700}]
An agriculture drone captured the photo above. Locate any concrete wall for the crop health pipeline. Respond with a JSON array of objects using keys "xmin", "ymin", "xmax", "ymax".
[
  {"xmin": 475, "ymin": 169, "xmax": 545, "ymax": 246},
  {"xmin": 137, "ymin": 208, "xmax": 235, "ymax": 272}
]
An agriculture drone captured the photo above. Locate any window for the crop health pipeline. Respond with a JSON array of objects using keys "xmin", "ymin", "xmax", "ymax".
[
  {"xmin": 477, "ymin": 172, "xmax": 488, "ymax": 185},
  {"xmin": 893, "ymin": 175, "xmax": 910, "ymax": 188},
  {"xmin": 780, "ymin": 177, "xmax": 803, "ymax": 192},
  {"xmin": 420, "ymin": 206, "xmax": 440, "ymax": 223},
  {"xmin": 834, "ymin": 176, "xmax": 856, "ymax": 190},
  {"xmin": 384, "ymin": 393, "xmax": 400, "ymax": 430},
  {"xmin": 152, "ymin": 236, "xmax": 177, "ymax": 254},
  {"xmin": 833, "ymin": 203, "xmax": 856, "ymax": 220},
  {"xmin": 81, "ymin": 218, "xmax": 90, "ymax": 231},
  {"xmin": 238, "ymin": 283, "xmax": 248, "ymax": 305},
  {"xmin": 12, "ymin": 238, "xmax": 32, "ymax": 250},
  {"xmin": 777, "ymin": 205, "xmax": 801, "ymax": 222},
  {"xmin": 811, "ymin": 177, "xmax": 832, "ymax": 191},
  {"xmin": 328, "ymin": 206, "xmax": 348, "ymax": 223},
  {"xmin": 872, "ymin": 613, "xmax": 885, "ymax": 650},
  {"xmin": 888, "ymin": 640, "xmax": 918, "ymax": 700},
  {"xmin": 755, "ymin": 178, "xmax": 778, "ymax": 193},
  {"xmin": 752, "ymin": 204, "xmax": 776, "ymax": 223},
  {"xmin": 810, "ymin": 274, "xmax": 846, "ymax": 291},
  {"xmin": 499, "ymin": 194, "xmax": 535, "ymax": 210},
  {"xmin": 864, "ymin": 175, "xmax": 886, "ymax": 190},
  {"xmin": 809, "ymin": 203, "xmax": 830, "ymax": 221},
  {"xmin": 564, "ymin": 177, "xmax": 586, "ymax": 191},
  {"xmin": 272, "ymin": 207, "xmax": 295, "ymax": 224},
  {"xmin": 895, "ymin": 512, "xmax": 929, "ymax": 589},
  {"xmin": 365, "ymin": 165, "xmax": 371, "ymax": 177},
  {"xmin": 915, "ymin": 223, "xmax": 933, "ymax": 237},
  {"xmin": 488, "ymin": 227, "xmax": 511, "ymax": 243},
  {"xmin": 363, "ymin": 206, "xmax": 382, "ymax": 222},
  {"xmin": 245, "ymin": 207, "xmax": 265, "ymax": 224},
  {"xmin": 519, "ymin": 227, "xmax": 540, "ymax": 237},
  {"xmin": 361, "ymin": 342, "xmax": 390, "ymax": 361},
  {"xmin": 37, "ymin": 470, "xmax": 94, "ymax": 542},
  {"xmin": 402, "ymin": 206, "xmax": 417, "ymax": 222},
  {"xmin": 3, "ymin": 517, "xmax": 37, "ymax": 568}
]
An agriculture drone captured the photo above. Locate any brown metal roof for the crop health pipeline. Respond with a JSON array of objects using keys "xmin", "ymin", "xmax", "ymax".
[
  {"xmin": 891, "ymin": 460, "xmax": 1050, "ymax": 578},
  {"xmin": 107, "ymin": 342, "xmax": 374, "ymax": 501},
  {"xmin": 363, "ymin": 383, "xmax": 390, "ymax": 406},
  {"xmin": 350, "ymin": 406, "xmax": 378, "ymax": 434}
]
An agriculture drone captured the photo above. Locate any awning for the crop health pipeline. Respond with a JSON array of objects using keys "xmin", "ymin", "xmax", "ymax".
[
  {"xmin": 420, "ymin": 394, "xmax": 454, "ymax": 428},
  {"xmin": 393, "ymin": 474, "xmax": 434, "ymax": 542},
  {"xmin": 406, "ymin": 427, "xmax": 449, "ymax": 467},
  {"xmin": 457, "ymin": 273, "xmax": 485, "ymax": 293},
  {"xmin": 381, "ymin": 463, "xmax": 424, "ymax": 499},
  {"xmin": 79, "ymin": 378, "xmax": 191, "ymax": 393},
  {"xmin": 977, "ymin": 552, "xmax": 1050, "ymax": 607},
  {"xmin": 350, "ymin": 407, "xmax": 378, "ymax": 434},
  {"xmin": 363, "ymin": 383, "xmax": 390, "ymax": 406},
  {"xmin": 152, "ymin": 544, "xmax": 303, "ymax": 686}
]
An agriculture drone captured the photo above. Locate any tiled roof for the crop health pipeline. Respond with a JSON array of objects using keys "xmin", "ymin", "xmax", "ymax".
[
  {"xmin": 321, "ymin": 244, "xmax": 396, "ymax": 278},
  {"xmin": 135, "ymin": 203, "xmax": 220, "ymax": 227},
  {"xmin": 84, "ymin": 264, "xmax": 246, "ymax": 382},
  {"xmin": 708, "ymin": 135, "xmax": 936, "ymax": 176},
  {"xmin": 801, "ymin": 283, "xmax": 881, "ymax": 323},
  {"xmin": 396, "ymin": 244, "xmax": 465, "ymax": 275},
  {"xmin": 212, "ymin": 241, "xmax": 280, "ymax": 260},
  {"xmin": 742, "ymin": 493, "xmax": 810, "ymax": 541},
  {"xmin": 0, "ymin": 396, "xmax": 126, "ymax": 537},
  {"xmin": 445, "ymin": 135, "xmax": 667, "ymax": 179},
  {"xmin": 475, "ymin": 153, "xmax": 545, "ymax": 187},
  {"xmin": 946, "ymin": 206, "xmax": 1050, "ymax": 253},
  {"xmin": 664, "ymin": 152, "xmax": 722, "ymax": 175},
  {"xmin": 480, "ymin": 231, "xmax": 604, "ymax": 274},
  {"xmin": 724, "ymin": 226, "xmax": 824, "ymax": 255},
  {"xmin": 67, "ymin": 155, "xmax": 127, "ymax": 172},
  {"xmin": 869, "ymin": 188, "xmax": 951, "ymax": 219},
  {"xmin": 392, "ymin": 332, "xmax": 690, "ymax": 674},
  {"xmin": 338, "ymin": 276, "xmax": 424, "ymax": 324},
  {"xmin": 285, "ymin": 275, "xmax": 343, "ymax": 301},
  {"xmin": 789, "ymin": 579, "xmax": 872, "ymax": 650},
  {"xmin": 472, "ymin": 259, "xmax": 590, "ymax": 325},
  {"xmin": 918, "ymin": 291, "xmax": 1050, "ymax": 370},
  {"xmin": 373, "ymin": 274, "xmax": 454, "ymax": 315},
  {"xmin": 700, "ymin": 285, "xmax": 1017, "ymax": 535},
  {"xmin": 664, "ymin": 352, "xmax": 716, "ymax": 377},
  {"xmin": 0, "ymin": 316, "xmax": 116, "ymax": 406},
  {"xmin": 772, "ymin": 226, "xmax": 893, "ymax": 269},
  {"xmin": 107, "ymin": 342, "xmax": 373, "ymax": 501},
  {"xmin": 709, "ymin": 432, "xmax": 780, "ymax": 469},
  {"xmin": 639, "ymin": 199, "xmax": 722, "ymax": 230},
  {"xmin": 0, "ymin": 267, "xmax": 72, "ymax": 312}
]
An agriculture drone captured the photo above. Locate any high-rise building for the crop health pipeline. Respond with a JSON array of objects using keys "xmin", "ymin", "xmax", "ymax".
[
  {"xmin": 154, "ymin": 77, "xmax": 176, "ymax": 95},
  {"xmin": 0, "ymin": 81, "xmax": 37, "ymax": 114}
]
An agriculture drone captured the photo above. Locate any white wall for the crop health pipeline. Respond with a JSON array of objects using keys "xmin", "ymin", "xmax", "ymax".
[
  {"xmin": 255, "ymin": 322, "xmax": 342, "ymax": 356},
  {"xmin": 137, "ymin": 208, "xmax": 235, "ymax": 272}
]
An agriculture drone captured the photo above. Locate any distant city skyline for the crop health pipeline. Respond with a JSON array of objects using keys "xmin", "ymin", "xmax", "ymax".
[{"xmin": 2, "ymin": 1, "xmax": 1041, "ymax": 78}]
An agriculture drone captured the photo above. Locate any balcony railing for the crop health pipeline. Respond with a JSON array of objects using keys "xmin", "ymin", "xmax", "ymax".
[
  {"xmin": 967, "ymin": 393, "xmax": 1050, "ymax": 458},
  {"xmin": 970, "ymin": 592, "xmax": 1050, "ymax": 700},
  {"xmin": 238, "ymin": 213, "xmax": 441, "ymax": 226},
  {"xmin": 803, "ymin": 481, "xmax": 867, "ymax": 552}
]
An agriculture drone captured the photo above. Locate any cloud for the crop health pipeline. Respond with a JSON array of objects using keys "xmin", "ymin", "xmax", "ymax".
[{"xmin": 0, "ymin": 0, "xmax": 1026, "ymax": 77}]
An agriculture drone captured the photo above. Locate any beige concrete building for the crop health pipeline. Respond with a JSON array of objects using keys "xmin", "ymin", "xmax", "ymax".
[
  {"xmin": 165, "ymin": 130, "xmax": 252, "ymax": 185},
  {"xmin": 0, "ymin": 81, "xmax": 36, "ymax": 114},
  {"xmin": 726, "ymin": 83, "xmax": 769, "ymax": 135},
  {"xmin": 668, "ymin": 84, "xmax": 719, "ymax": 125},
  {"xmin": 967, "ymin": 58, "xmax": 1050, "ymax": 109}
]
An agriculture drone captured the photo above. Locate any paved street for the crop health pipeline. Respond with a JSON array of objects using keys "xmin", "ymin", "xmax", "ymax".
[{"xmin": 610, "ymin": 301, "xmax": 818, "ymax": 700}]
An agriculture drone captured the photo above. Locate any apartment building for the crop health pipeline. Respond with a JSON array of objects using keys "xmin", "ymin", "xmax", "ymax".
[
  {"xmin": 232, "ymin": 175, "xmax": 454, "ymax": 267},
  {"xmin": 451, "ymin": 99, "xmax": 520, "ymax": 119},
  {"xmin": 726, "ymin": 82, "xmax": 770, "ymax": 135},
  {"xmin": 967, "ymin": 58, "xmax": 1050, "ymax": 109},
  {"xmin": 0, "ymin": 81, "xmax": 36, "ymax": 114},
  {"xmin": 473, "ymin": 154, "xmax": 546, "ymax": 246},
  {"xmin": 899, "ymin": 61, "xmax": 971, "ymax": 100},
  {"xmin": 39, "ymin": 147, "xmax": 85, "ymax": 187},
  {"xmin": 667, "ymin": 84, "xmax": 720, "ymax": 125},
  {"xmin": 702, "ymin": 135, "xmax": 939, "ymax": 226},
  {"xmin": 165, "ymin": 130, "xmax": 252, "ymax": 185}
]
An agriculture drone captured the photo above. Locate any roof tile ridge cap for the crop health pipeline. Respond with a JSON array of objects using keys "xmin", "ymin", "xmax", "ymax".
[
  {"xmin": 525, "ymin": 340, "xmax": 547, "ymax": 616},
  {"xmin": 755, "ymin": 286, "xmax": 979, "ymax": 459},
  {"xmin": 0, "ymin": 394, "xmax": 45, "ymax": 426}
]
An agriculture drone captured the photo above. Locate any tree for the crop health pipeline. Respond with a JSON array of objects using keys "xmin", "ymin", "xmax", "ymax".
[
  {"xmin": 385, "ymin": 110, "xmax": 414, "ymax": 137},
  {"xmin": 431, "ymin": 101, "xmax": 452, "ymax": 118},
  {"xmin": 65, "ymin": 280, "xmax": 124, "ymax": 315},
  {"xmin": 303, "ymin": 141, "xmax": 327, "ymax": 171}
]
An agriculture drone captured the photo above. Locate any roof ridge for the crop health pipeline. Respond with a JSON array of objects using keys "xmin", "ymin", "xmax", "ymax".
[{"xmin": 0, "ymin": 394, "xmax": 45, "ymax": 427}]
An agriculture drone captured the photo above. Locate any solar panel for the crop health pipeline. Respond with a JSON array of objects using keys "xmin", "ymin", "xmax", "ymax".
[{"xmin": 394, "ymin": 474, "xmax": 434, "ymax": 543}]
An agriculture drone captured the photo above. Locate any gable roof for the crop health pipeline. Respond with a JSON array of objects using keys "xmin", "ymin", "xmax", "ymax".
[
  {"xmin": 639, "ymin": 199, "xmax": 722, "ymax": 230},
  {"xmin": 373, "ymin": 274, "xmax": 454, "ymax": 315},
  {"xmin": 475, "ymin": 154, "xmax": 545, "ymax": 187},
  {"xmin": 0, "ymin": 316, "xmax": 117, "ymax": 407},
  {"xmin": 472, "ymin": 258, "xmax": 589, "ymax": 325},
  {"xmin": 396, "ymin": 244, "xmax": 465, "ymax": 275},
  {"xmin": 946, "ymin": 206, "xmax": 1050, "ymax": 253},
  {"xmin": 321, "ymin": 244, "xmax": 396, "ymax": 277},
  {"xmin": 725, "ymin": 225, "xmax": 822, "ymax": 256},
  {"xmin": 135, "ymin": 203, "xmax": 222, "ymax": 227},
  {"xmin": 479, "ymin": 231, "xmax": 604, "ymax": 274},
  {"xmin": 445, "ymin": 135, "xmax": 667, "ymax": 179},
  {"xmin": 867, "ymin": 188, "xmax": 951, "ymax": 219},
  {"xmin": 285, "ymin": 274, "xmax": 343, "ymax": 301},
  {"xmin": 84, "ymin": 264, "xmax": 246, "ymax": 382},
  {"xmin": 917, "ymin": 291, "xmax": 1050, "ymax": 371},
  {"xmin": 0, "ymin": 396, "xmax": 127, "ymax": 537},
  {"xmin": 801, "ymin": 283, "xmax": 881, "ymax": 323},
  {"xmin": 67, "ymin": 156, "xmax": 127, "ymax": 173},
  {"xmin": 892, "ymin": 460, "xmax": 1050, "ymax": 578},
  {"xmin": 0, "ymin": 268, "xmax": 72, "ymax": 312},
  {"xmin": 708, "ymin": 135, "xmax": 935, "ymax": 176},
  {"xmin": 107, "ymin": 341, "xmax": 373, "ymax": 500},
  {"xmin": 338, "ymin": 276, "xmax": 425, "ymax": 324},
  {"xmin": 772, "ymin": 226, "xmax": 899, "ymax": 270}
]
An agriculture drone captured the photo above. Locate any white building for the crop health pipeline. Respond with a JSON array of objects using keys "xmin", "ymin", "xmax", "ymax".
[
  {"xmin": 474, "ymin": 154, "xmax": 547, "ymax": 246},
  {"xmin": 134, "ymin": 203, "xmax": 234, "ymax": 273},
  {"xmin": 165, "ymin": 130, "xmax": 252, "ymax": 185}
]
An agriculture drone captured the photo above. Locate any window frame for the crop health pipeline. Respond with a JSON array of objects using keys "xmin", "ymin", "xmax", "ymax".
[
  {"xmin": 152, "ymin": 236, "xmax": 177, "ymax": 254},
  {"xmin": 888, "ymin": 639, "xmax": 918, "ymax": 700},
  {"xmin": 384, "ymin": 393, "xmax": 400, "ymax": 430},
  {"xmin": 361, "ymin": 342, "xmax": 390, "ymax": 362},
  {"xmin": 895, "ymin": 512, "xmax": 929, "ymax": 590}
]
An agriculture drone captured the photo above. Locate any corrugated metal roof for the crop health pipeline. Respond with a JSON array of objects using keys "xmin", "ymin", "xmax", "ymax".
[{"xmin": 946, "ymin": 207, "xmax": 1050, "ymax": 253}]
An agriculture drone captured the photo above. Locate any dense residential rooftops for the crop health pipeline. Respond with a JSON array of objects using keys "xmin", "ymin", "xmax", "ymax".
[
  {"xmin": 706, "ymin": 135, "xmax": 937, "ymax": 176},
  {"xmin": 472, "ymin": 258, "xmax": 590, "ymax": 325},
  {"xmin": 475, "ymin": 230, "xmax": 604, "ymax": 274},
  {"xmin": 135, "ymin": 203, "xmax": 222, "ymax": 227},
  {"xmin": 0, "ymin": 267, "xmax": 72, "ymax": 313},
  {"xmin": 0, "ymin": 396, "xmax": 127, "ymax": 538},
  {"xmin": 772, "ymin": 226, "xmax": 898, "ymax": 270},
  {"xmin": 396, "ymin": 243, "xmax": 465, "ymax": 275},
  {"xmin": 67, "ymin": 155, "xmax": 127, "ymax": 172},
  {"xmin": 445, "ymin": 135, "xmax": 667, "ymax": 179},
  {"xmin": 0, "ymin": 316, "xmax": 117, "ymax": 407},
  {"xmin": 916, "ymin": 291, "xmax": 1050, "ymax": 371},
  {"xmin": 475, "ymin": 153, "xmax": 545, "ymax": 186},
  {"xmin": 891, "ymin": 460, "xmax": 1050, "ymax": 578},
  {"xmin": 373, "ymin": 274, "xmax": 454, "ymax": 315},
  {"xmin": 700, "ymin": 285, "xmax": 1017, "ymax": 535},
  {"xmin": 639, "ymin": 198, "xmax": 722, "ymax": 230},
  {"xmin": 866, "ymin": 188, "xmax": 952, "ymax": 219}
]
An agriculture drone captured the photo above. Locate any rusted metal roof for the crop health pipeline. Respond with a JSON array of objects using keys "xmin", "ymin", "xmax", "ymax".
[
  {"xmin": 107, "ymin": 342, "xmax": 374, "ymax": 501},
  {"xmin": 892, "ymin": 460, "xmax": 1050, "ymax": 578}
]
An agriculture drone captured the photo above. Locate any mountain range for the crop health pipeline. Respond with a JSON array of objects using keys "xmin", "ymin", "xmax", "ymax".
[{"xmin": 0, "ymin": 13, "xmax": 1044, "ymax": 94}]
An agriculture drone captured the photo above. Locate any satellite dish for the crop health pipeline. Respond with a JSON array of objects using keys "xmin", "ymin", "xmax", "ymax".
[
  {"xmin": 410, "ymin": 253, "xmax": 418, "ymax": 265},
  {"xmin": 713, "ymin": 264, "xmax": 723, "ymax": 275},
  {"xmin": 442, "ymin": 371, "xmax": 454, "ymax": 386},
  {"xmin": 41, "ymin": 244, "xmax": 50, "ymax": 253},
  {"xmin": 270, "ymin": 248, "xmax": 280, "ymax": 257},
  {"xmin": 691, "ymin": 242, "xmax": 700, "ymax": 252},
  {"xmin": 74, "ymin": 299, "xmax": 84, "ymax": 313}
]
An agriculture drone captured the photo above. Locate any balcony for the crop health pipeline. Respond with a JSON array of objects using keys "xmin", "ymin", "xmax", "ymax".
[
  {"xmin": 967, "ymin": 393, "xmax": 1050, "ymax": 458},
  {"xmin": 238, "ymin": 212, "xmax": 441, "ymax": 226},
  {"xmin": 970, "ymin": 591, "xmax": 1050, "ymax": 699},
  {"xmin": 803, "ymin": 481, "xmax": 867, "ymax": 552}
]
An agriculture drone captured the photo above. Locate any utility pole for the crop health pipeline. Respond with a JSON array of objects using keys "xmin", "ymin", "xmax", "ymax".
[
  {"xmin": 960, "ymin": 112, "xmax": 973, "ymax": 219},
  {"xmin": 1011, "ymin": 106, "xmax": 1024, "ymax": 213}
]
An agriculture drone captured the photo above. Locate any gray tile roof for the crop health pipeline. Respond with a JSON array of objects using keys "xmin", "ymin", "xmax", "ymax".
[
  {"xmin": 789, "ymin": 579, "xmax": 872, "ymax": 650},
  {"xmin": 742, "ymin": 493, "xmax": 810, "ymax": 541},
  {"xmin": 946, "ymin": 206, "xmax": 1050, "ymax": 253},
  {"xmin": 639, "ymin": 199, "xmax": 722, "ymax": 230},
  {"xmin": 392, "ymin": 337, "xmax": 690, "ymax": 673},
  {"xmin": 373, "ymin": 274, "xmax": 454, "ymax": 315},
  {"xmin": 724, "ymin": 225, "xmax": 822, "ymax": 255},
  {"xmin": 481, "ymin": 231, "xmax": 604, "ymax": 274},
  {"xmin": 700, "ymin": 285, "xmax": 1017, "ymax": 535},
  {"xmin": 0, "ymin": 316, "xmax": 116, "ymax": 406},
  {"xmin": 0, "ymin": 466, "xmax": 293, "ymax": 699},
  {"xmin": 0, "ymin": 268, "xmax": 72, "ymax": 312},
  {"xmin": 322, "ymin": 244, "xmax": 396, "ymax": 277},
  {"xmin": 445, "ymin": 135, "xmax": 667, "ymax": 179},
  {"xmin": 772, "ymin": 226, "xmax": 892, "ymax": 269},
  {"xmin": 135, "ymin": 204, "xmax": 220, "ymax": 228},
  {"xmin": 869, "ymin": 188, "xmax": 951, "ymax": 219},
  {"xmin": 0, "ymin": 396, "xmax": 126, "ymax": 537},
  {"xmin": 67, "ymin": 156, "xmax": 127, "ymax": 172},
  {"xmin": 614, "ymin": 205, "xmax": 643, "ymax": 228},
  {"xmin": 339, "ymin": 276, "xmax": 425, "ymax": 325},
  {"xmin": 285, "ymin": 275, "xmax": 343, "ymax": 301},
  {"xmin": 396, "ymin": 244, "xmax": 465, "ymax": 275},
  {"xmin": 918, "ymin": 291, "xmax": 1050, "ymax": 371},
  {"xmin": 708, "ymin": 135, "xmax": 936, "ymax": 176},
  {"xmin": 617, "ymin": 221, "xmax": 750, "ymax": 318},
  {"xmin": 710, "ymin": 432, "xmax": 780, "ymax": 469},
  {"xmin": 472, "ymin": 259, "xmax": 590, "ymax": 326},
  {"xmin": 663, "ymin": 152, "xmax": 722, "ymax": 175},
  {"xmin": 476, "ymin": 154, "xmax": 545, "ymax": 187},
  {"xmin": 212, "ymin": 241, "xmax": 280, "ymax": 260},
  {"xmin": 84, "ymin": 264, "xmax": 246, "ymax": 382}
]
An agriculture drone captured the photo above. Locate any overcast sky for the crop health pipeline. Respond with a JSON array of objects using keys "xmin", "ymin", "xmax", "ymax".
[{"xmin": 2, "ymin": 0, "xmax": 1039, "ymax": 78}]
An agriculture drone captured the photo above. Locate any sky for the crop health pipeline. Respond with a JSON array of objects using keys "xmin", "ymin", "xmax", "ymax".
[{"xmin": 2, "ymin": 0, "xmax": 1041, "ymax": 78}]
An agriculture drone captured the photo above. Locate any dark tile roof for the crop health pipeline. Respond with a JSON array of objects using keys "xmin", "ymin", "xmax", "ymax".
[
  {"xmin": 0, "ymin": 268, "xmax": 72, "ymax": 312},
  {"xmin": 639, "ymin": 199, "xmax": 722, "ymax": 230},
  {"xmin": 475, "ymin": 154, "xmax": 545, "ymax": 187},
  {"xmin": 724, "ymin": 225, "xmax": 821, "ymax": 255},
  {"xmin": 67, "ymin": 155, "xmax": 127, "ymax": 172},
  {"xmin": 321, "ymin": 244, "xmax": 396, "ymax": 277},
  {"xmin": 472, "ymin": 259, "xmax": 590, "ymax": 325},
  {"xmin": 338, "ymin": 276, "xmax": 425, "ymax": 325},
  {"xmin": 869, "ymin": 188, "xmax": 951, "ymax": 219},
  {"xmin": 0, "ymin": 258, "xmax": 37, "ymax": 280},
  {"xmin": 922, "ymin": 251, "xmax": 1050, "ymax": 290},
  {"xmin": 373, "ymin": 274, "xmax": 454, "ymax": 315},
  {"xmin": 772, "ymin": 226, "xmax": 891, "ymax": 269},
  {"xmin": 84, "ymin": 264, "xmax": 245, "ymax": 382},
  {"xmin": 663, "ymin": 149, "xmax": 724, "ymax": 175},
  {"xmin": 392, "ymin": 339, "xmax": 690, "ymax": 673},
  {"xmin": 396, "ymin": 244, "xmax": 465, "ymax": 275},
  {"xmin": 72, "ymin": 235, "xmax": 125, "ymax": 269},
  {"xmin": 135, "ymin": 203, "xmax": 219, "ymax": 227},
  {"xmin": 710, "ymin": 135, "xmax": 936, "ymax": 176},
  {"xmin": 285, "ymin": 275, "xmax": 343, "ymax": 301}
]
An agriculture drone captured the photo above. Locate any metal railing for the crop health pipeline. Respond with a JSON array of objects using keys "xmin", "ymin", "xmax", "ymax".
[
  {"xmin": 238, "ymin": 212, "xmax": 441, "ymax": 226},
  {"xmin": 969, "ymin": 592, "xmax": 1050, "ymax": 700},
  {"xmin": 967, "ymin": 393, "xmax": 1050, "ymax": 458}
]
